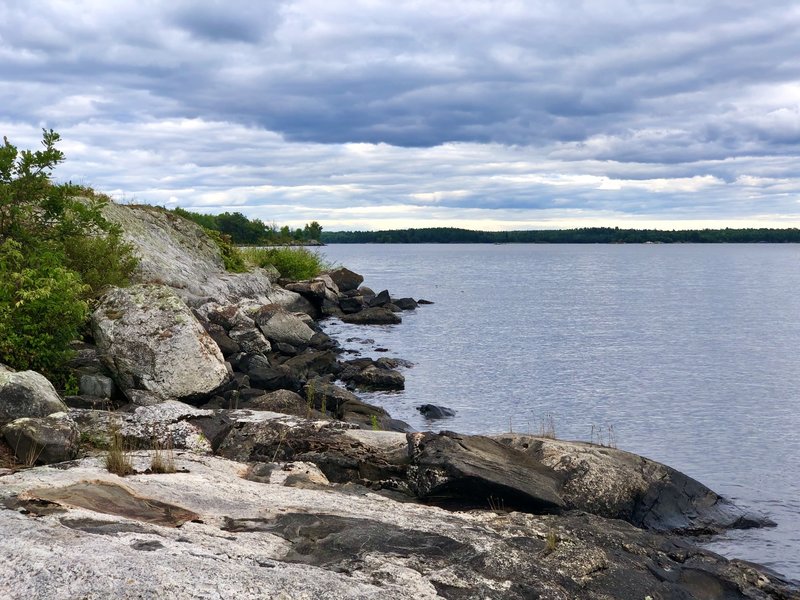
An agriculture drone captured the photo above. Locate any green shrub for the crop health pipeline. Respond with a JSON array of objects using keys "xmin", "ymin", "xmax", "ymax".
[
  {"xmin": 0, "ymin": 239, "xmax": 89, "ymax": 376},
  {"xmin": 204, "ymin": 228, "xmax": 247, "ymax": 272},
  {"xmin": 241, "ymin": 246, "xmax": 331, "ymax": 280},
  {"xmin": 0, "ymin": 131, "xmax": 139, "ymax": 381}
]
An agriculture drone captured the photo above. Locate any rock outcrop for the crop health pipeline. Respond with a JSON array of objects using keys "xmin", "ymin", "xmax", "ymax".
[
  {"xmin": 0, "ymin": 454, "xmax": 796, "ymax": 600},
  {"xmin": 496, "ymin": 435, "xmax": 775, "ymax": 534},
  {"xmin": 101, "ymin": 202, "xmax": 311, "ymax": 311},
  {"xmin": 92, "ymin": 284, "xmax": 230, "ymax": 403}
]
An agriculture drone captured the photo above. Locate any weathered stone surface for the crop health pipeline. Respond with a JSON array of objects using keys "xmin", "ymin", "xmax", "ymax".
[
  {"xmin": 0, "ymin": 369, "xmax": 68, "ymax": 427},
  {"xmin": 496, "ymin": 435, "xmax": 775, "ymax": 534},
  {"xmin": 253, "ymin": 304, "xmax": 315, "ymax": 347},
  {"xmin": 70, "ymin": 401, "xmax": 215, "ymax": 454},
  {"xmin": 92, "ymin": 284, "xmax": 230, "ymax": 402},
  {"xmin": 228, "ymin": 325, "xmax": 271, "ymax": 355},
  {"xmin": 101, "ymin": 203, "xmax": 311, "ymax": 312},
  {"xmin": 407, "ymin": 431, "xmax": 565, "ymax": 512},
  {"xmin": 2, "ymin": 412, "xmax": 79, "ymax": 465},
  {"xmin": 78, "ymin": 374, "xmax": 115, "ymax": 399},
  {"xmin": 246, "ymin": 389, "xmax": 308, "ymax": 415},
  {"xmin": 0, "ymin": 454, "xmax": 795, "ymax": 600},
  {"xmin": 328, "ymin": 267, "xmax": 364, "ymax": 292},
  {"xmin": 341, "ymin": 307, "xmax": 402, "ymax": 325}
]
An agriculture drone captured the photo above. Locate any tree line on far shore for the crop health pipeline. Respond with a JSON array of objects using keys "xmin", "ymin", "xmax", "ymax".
[
  {"xmin": 320, "ymin": 226, "xmax": 800, "ymax": 244},
  {"xmin": 172, "ymin": 207, "xmax": 322, "ymax": 245}
]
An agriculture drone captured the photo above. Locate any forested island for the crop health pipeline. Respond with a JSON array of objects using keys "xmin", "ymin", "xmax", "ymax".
[{"xmin": 321, "ymin": 226, "xmax": 800, "ymax": 244}]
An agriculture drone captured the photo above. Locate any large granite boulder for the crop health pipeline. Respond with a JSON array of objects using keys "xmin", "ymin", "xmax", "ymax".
[
  {"xmin": 0, "ymin": 369, "xmax": 68, "ymax": 427},
  {"xmin": 496, "ymin": 434, "xmax": 774, "ymax": 533},
  {"xmin": 91, "ymin": 284, "xmax": 230, "ymax": 403},
  {"xmin": 328, "ymin": 267, "xmax": 364, "ymax": 292},
  {"xmin": 2, "ymin": 412, "xmax": 79, "ymax": 465}
]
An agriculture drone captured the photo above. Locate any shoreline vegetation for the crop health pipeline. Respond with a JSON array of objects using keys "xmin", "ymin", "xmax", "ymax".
[{"xmin": 321, "ymin": 226, "xmax": 800, "ymax": 244}]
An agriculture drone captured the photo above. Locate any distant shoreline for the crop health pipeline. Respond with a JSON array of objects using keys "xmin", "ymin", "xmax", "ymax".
[{"xmin": 322, "ymin": 226, "xmax": 800, "ymax": 244}]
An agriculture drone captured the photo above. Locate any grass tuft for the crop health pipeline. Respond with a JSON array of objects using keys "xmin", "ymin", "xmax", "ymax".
[
  {"xmin": 105, "ymin": 426, "xmax": 134, "ymax": 476},
  {"xmin": 149, "ymin": 434, "xmax": 176, "ymax": 474}
]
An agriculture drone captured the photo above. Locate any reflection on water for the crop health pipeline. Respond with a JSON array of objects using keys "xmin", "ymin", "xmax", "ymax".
[{"xmin": 321, "ymin": 243, "xmax": 800, "ymax": 582}]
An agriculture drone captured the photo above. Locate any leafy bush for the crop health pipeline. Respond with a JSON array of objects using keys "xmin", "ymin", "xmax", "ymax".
[
  {"xmin": 241, "ymin": 246, "xmax": 331, "ymax": 280},
  {"xmin": 0, "ymin": 239, "xmax": 89, "ymax": 375},
  {"xmin": 204, "ymin": 228, "xmax": 247, "ymax": 272},
  {"xmin": 0, "ymin": 130, "xmax": 138, "ymax": 379}
]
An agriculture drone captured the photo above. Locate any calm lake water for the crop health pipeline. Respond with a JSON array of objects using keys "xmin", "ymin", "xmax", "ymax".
[{"xmin": 319, "ymin": 243, "xmax": 800, "ymax": 582}]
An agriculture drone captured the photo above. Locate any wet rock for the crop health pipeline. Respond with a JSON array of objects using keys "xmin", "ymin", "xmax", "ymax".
[
  {"xmin": 417, "ymin": 299, "xmax": 434, "ymax": 304},
  {"xmin": 0, "ymin": 369, "xmax": 68, "ymax": 427},
  {"xmin": 339, "ymin": 295, "xmax": 366, "ymax": 314},
  {"xmin": 368, "ymin": 289, "xmax": 391, "ymax": 307},
  {"xmin": 496, "ymin": 435, "xmax": 775, "ymax": 534},
  {"xmin": 417, "ymin": 404, "xmax": 456, "ymax": 419},
  {"xmin": 407, "ymin": 431, "xmax": 565, "ymax": 512},
  {"xmin": 91, "ymin": 284, "xmax": 229, "ymax": 402},
  {"xmin": 393, "ymin": 297, "xmax": 418, "ymax": 310},
  {"xmin": 328, "ymin": 267, "xmax": 364, "ymax": 293},
  {"xmin": 341, "ymin": 307, "xmax": 402, "ymax": 325},
  {"xmin": 3, "ymin": 413, "xmax": 79, "ymax": 465}
]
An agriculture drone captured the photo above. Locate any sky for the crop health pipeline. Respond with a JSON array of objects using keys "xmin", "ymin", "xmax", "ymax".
[{"xmin": 2, "ymin": 0, "xmax": 800, "ymax": 231}]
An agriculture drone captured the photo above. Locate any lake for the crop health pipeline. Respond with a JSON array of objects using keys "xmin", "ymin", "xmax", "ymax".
[{"xmin": 319, "ymin": 243, "xmax": 800, "ymax": 582}]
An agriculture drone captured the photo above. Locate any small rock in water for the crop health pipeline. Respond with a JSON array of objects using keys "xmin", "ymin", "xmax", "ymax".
[{"xmin": 417, "ymin": 404, "xmax": 456, "ymax": 419}]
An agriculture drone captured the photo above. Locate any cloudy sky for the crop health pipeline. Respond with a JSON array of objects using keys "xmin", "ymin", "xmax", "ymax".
[{"xmin": 2, "ymin": 1, "xmax": 799, "ymax": 230}]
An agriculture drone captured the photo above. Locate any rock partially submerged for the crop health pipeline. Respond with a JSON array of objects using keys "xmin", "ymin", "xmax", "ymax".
[{"xmin": 496, "ymin": 435, "xmax": 776, "ymax": 534}]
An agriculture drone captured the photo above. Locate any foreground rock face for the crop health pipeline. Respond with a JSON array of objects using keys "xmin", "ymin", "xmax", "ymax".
[
  {"xmin": 92, "ymin": 284, "xmax": 229, "ymax": 403},
  {"xmin": 0, "ymin": 454, "xmax": 795, "ymax": 600},
  {"xmin": 0, "ymin": 369, "xmax": 68, "ymax": 427}
]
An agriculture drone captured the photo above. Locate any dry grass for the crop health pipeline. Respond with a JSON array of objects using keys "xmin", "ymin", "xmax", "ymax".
[
  {"xmin": 149, "ymin": 435, "xmax": 176, "ymax": 474},
  {"xmin": 105, "ymin": 427, "xmax": 134, "ymax": 476}
]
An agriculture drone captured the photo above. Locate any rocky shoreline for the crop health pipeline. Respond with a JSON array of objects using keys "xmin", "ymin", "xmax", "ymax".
[{"xmin": 1, "ymin": 204, "xmax": 798, "ymax": 599}]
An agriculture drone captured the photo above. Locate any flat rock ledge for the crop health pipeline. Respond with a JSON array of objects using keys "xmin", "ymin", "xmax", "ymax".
[{"xmin": 1, "ymin": 454, "xmax": 797, "ymax": 600}]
